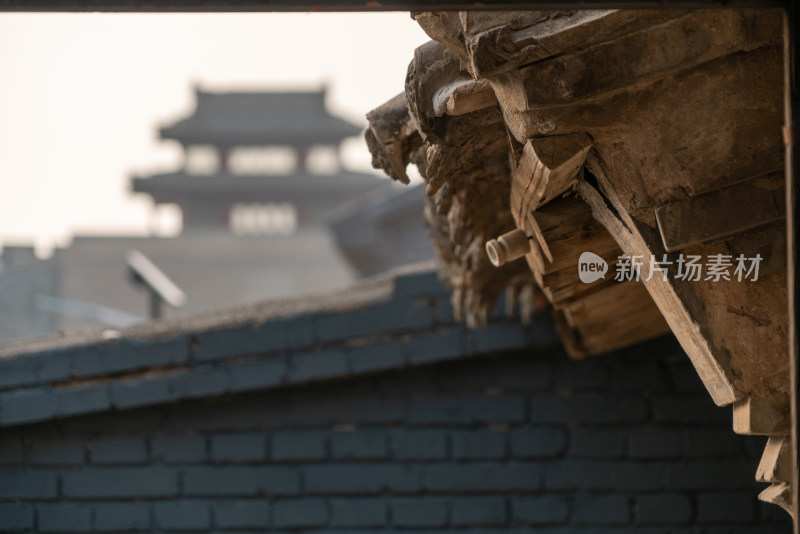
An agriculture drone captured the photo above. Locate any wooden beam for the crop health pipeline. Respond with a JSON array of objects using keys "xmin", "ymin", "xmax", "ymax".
[
  {"xmin": 758, "ymin": 436, "xmax": 793, "ymax": 483},
  {"xmin": 655, "ymin": 172, "xmax": 785, "ymax": 252},
  {"xmin": 576, "ymin": 169, "xmax": 739, "ymax": 406},
  {"xmin": 562, "ymin": 280, "xmax": 671, "ymax": 356},
  {"xmin": 784, "ymin": 7, "xmax": 800, "ymax": 526},
  {"xmin": 733, "ymin": 396, "xmax": 790, "ymax": 436},
  {"xmin": 760, "ymin": 482, "xmax": 794, "ymax": 517},
  {"xmin": 432, "ymin": 78, "xmax": 497, "ymax": 117}
]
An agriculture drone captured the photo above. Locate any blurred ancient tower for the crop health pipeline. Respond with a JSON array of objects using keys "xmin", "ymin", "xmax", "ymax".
[{"xmin": 133, "ymin": 88, "xmax": 382, "ymax": 234}]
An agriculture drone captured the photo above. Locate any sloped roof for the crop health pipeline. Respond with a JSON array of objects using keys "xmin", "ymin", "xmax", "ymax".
[
  {"xmin": 53, "ymin": 231, "xmax": 359, "ymax": 331},
  {"xmin": 329, "ymin": 183, "xmax": 437, "ymax": 275},
  {"xmin": 160, "ymin": 89, "xmax": 363, "ymax": 146},
  {"xmin": 132, "ymin": 170, "xmax": 386, "ymax": 199},
  {"xmin": 131, "ymin": 170, "xmax": 391, "ymax": 225},
  {"xmin": 0, "ymin": 264, "xmax": 557, "ymax": 428}
]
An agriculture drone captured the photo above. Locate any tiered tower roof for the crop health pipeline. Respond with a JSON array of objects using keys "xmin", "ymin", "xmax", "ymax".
[{"xmin": 159, "ymin": 88, "xmax": 363, "ymax": 147}]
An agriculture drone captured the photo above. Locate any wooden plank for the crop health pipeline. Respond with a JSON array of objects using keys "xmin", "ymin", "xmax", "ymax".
[
  {"xmin": 760, "ymin": 482, "xmax": 794, "ymax": 516},
  {"xmin": 786, "ymin": 8, "xmax": 800, "ymax": 525},
  {"xmin": 757, "ymin": 436, "xmax": 793, "ymax": 483},
  {"xmin": 655, "ymin": 172, "xmax": 785, "ymax": 252},
  {"xmin": 733, "ymin": 396, "xmax": 790, "ymax": 436},
  {"xmin": 576, "ymin": 171, "xmax": 739, "ymax": 406}
]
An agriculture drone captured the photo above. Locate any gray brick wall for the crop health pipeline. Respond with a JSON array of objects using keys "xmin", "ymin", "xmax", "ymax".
[{"xmin": 0, "ymin": 336, "xmax": 791, "ymax": 532}]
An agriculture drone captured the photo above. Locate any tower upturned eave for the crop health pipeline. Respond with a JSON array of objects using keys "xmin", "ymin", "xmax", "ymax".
[{"xmin": 159, "ymin": 88, "xmax": 363, "ymax": 147}]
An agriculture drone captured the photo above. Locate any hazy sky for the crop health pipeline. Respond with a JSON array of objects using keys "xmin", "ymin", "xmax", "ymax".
[{"xmin": 0, "ymin": 13, "xmax": 429, "ymax": 254}]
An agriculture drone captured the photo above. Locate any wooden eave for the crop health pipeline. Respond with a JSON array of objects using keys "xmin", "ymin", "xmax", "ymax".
[{"xmin": 365, "ymin": 7, "xmax": 792, "ymax": 516}]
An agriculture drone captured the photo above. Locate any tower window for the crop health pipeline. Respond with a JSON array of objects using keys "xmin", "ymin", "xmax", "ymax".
[
  {"xmin": 230, "ymin": 203, "xmax": 297, "ymax": 235},
  {"xmin": 229, "ymin": 147, "xmax": 297, "ymax": 175},
  {"xmin": 306, "ymin": 146, "xmax": 340, "ymax": 174},
  {"xmin": 185, "ymin": 145, "xmax": 220, "ymax": 174}
]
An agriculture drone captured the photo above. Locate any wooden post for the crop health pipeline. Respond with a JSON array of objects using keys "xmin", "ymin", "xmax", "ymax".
[{"xmin": 784, "ymin": 5, "xmax": 800, "ymax": 529}]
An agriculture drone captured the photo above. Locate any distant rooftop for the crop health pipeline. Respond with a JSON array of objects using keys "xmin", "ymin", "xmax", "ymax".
[{"xmin": 160, "ymin": 88, "xmax": 363, "ymax": 147}]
